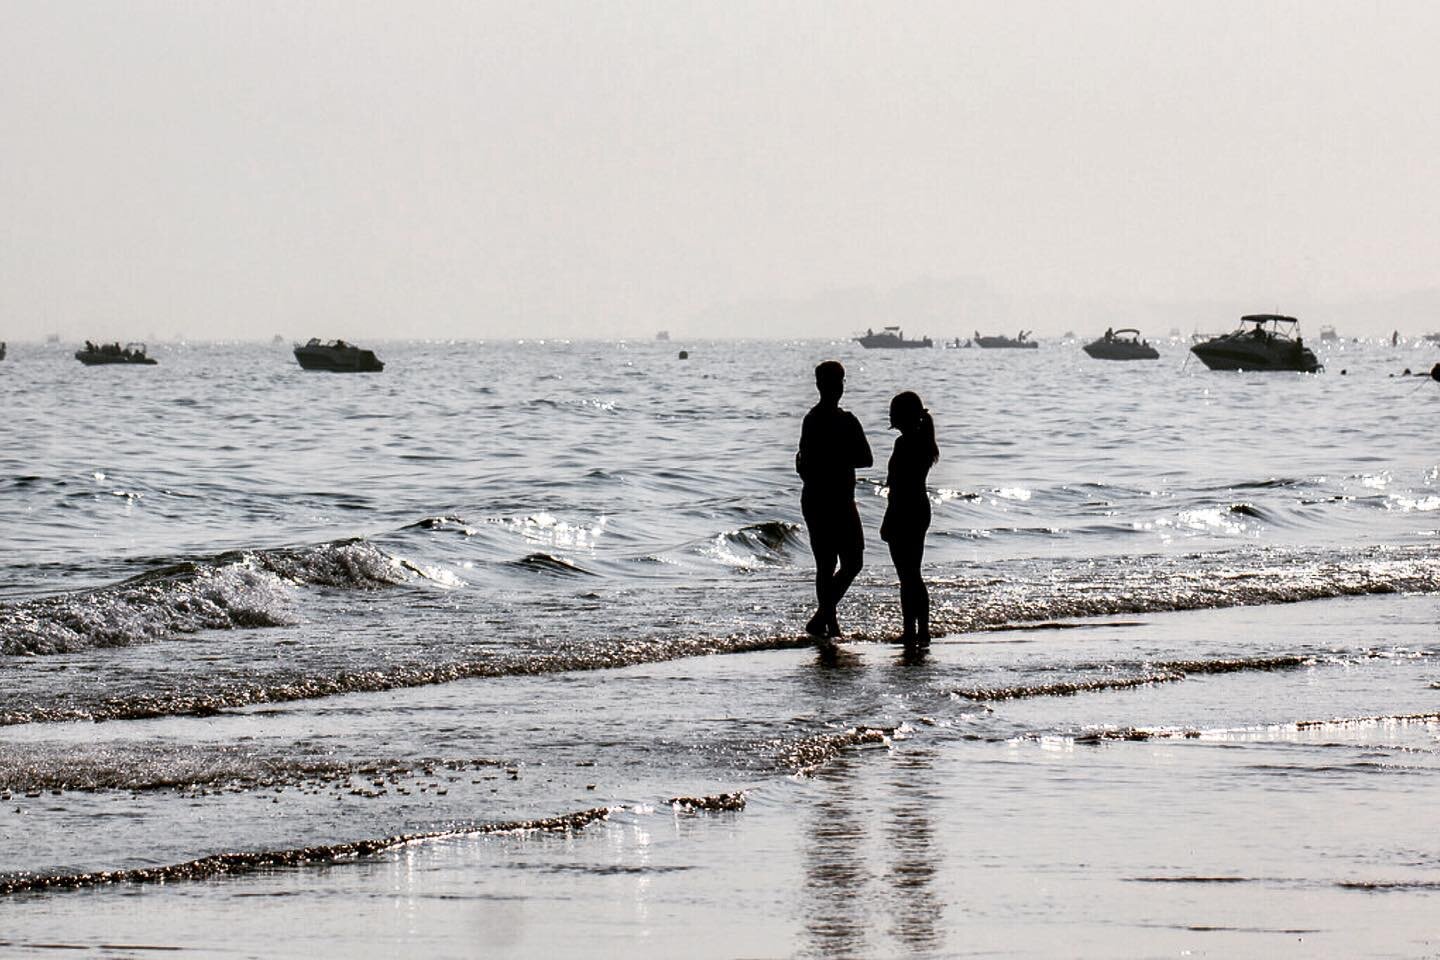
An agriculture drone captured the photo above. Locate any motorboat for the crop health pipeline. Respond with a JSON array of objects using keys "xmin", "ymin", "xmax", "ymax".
[
  {"xmin": 972, "ymin": 330, "xmax": 1038, "ymax": 349},
  {"xmin": 655, "ymin": 330, "xmax": 670, "ymax": 341},
  {"xmin": 1318, "ymin": 325, "xmax": 1339, "ymax": 342},
  {"xmin": 1082, "ymin": 328, "xmax": 1159, "ymax": 360},
  {"xmin": 293, "ymin": 338, "xmax": 385, "ymax": 372},
  {"xmin": 1189, "ymin": 315, "xmax": 1322, "ymax": 372},
  {"xmin": 855, "ymin": 326, "xmax": 932, "ymax": 349},
  {"xmin": 75, "ymin": 341, "xmax": 157, "ymax": 365}
]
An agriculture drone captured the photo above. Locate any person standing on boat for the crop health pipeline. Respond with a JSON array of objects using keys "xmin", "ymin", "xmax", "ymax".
[
  {"xmin": 881, "ymin": 391, "xmax": 939, "ymax": 647},
  {"xmin": 796, "ymin": 360, "xmax": 872, "ymax": 640}
]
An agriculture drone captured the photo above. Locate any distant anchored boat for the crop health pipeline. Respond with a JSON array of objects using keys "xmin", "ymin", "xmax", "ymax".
[
  {"xmin": 972, "ymin": 330, "xmax": 1038, "ymax": 349},
  {"xmin": 293, "ymin": 338, "xmax": 385, "ymax": 372},
  {"xmin": 1190, "ymin": 315, "xmax": 1322, "ymax": 373},
  {"xmin": 0, "ymin": 341, "xmax": 6, "ymax": 361},
  {"xmin": 75, "ymin": 341, "xmax": 157, "ymax": 365},
  {"xmin": 855, "ymin": 326, "xmax": 932, "ymax": 349},
  {"xmin": 1082, "ymin": 328, "xmax": 1158, "ymax": 361}
]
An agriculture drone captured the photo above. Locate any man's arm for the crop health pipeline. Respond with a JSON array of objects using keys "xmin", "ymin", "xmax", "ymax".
[
  {"xmin": 796, "ymin": 415, "xmax": 812, "ymax": 477},
  {"xmin": 850, "ymin": 414, "xmax": 873, "ymax": 469}
]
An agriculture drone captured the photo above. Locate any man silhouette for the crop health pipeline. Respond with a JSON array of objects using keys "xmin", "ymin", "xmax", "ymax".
[{"xmin": 796, "ymin": 360, "xmax": 873, "ymax": 639}]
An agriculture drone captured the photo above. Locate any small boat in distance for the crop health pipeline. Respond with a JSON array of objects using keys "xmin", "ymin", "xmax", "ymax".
[
  {"xmin": 973, "ymin": 330, "xmax": 1038, "ymax": 349},
  {"xmin": 1319, "ymin": 325, "xmax": 1339, "ymax": 342},
  {"xmin": 1189, "ymin": 315, "xmax": 1322, "ymax": 373},
  {"xmin": 293, "ymin": 338, "xmax": 385, "ymax": 372},
  {"xmin": 75, "ymin": 341, "xmax": 157, "ymax": 365},
  {"xmin": 1082, "ymin": 328, "xmax": 1159, "ymax": 361},
  {"xmin": 0, "ymin": 341, "xmax": 6, "ymax": 361},
  {"xmin": 855, "ymin": 326, "xmax": 933, "ymax": 349},
  {"xmin": 655, "ymin": 330, "xmax": 670, "ymax": 341}
]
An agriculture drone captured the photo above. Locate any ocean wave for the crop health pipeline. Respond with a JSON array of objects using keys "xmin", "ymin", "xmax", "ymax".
[
  {"xmin": 953, "ymin": 656, "xmax": 1317, "ymax": 703},
  {"xmin": 955, "ymin": 674, "xmax": 1183, "ymax": 702},
  {"xmin": 0, "ymin": 540, "xmax": 409, "ymax": 657},
  {"xmin": 512, "ymin": 552, "xmax": 595, "ymax": 576},
  {"xmin": 926, "ymin": 547, "xmax": 1440, "ymax": 637},
  {"xmin": 0, "ymin": 745, "xmax": 503, "ymax": 795},
  {"xmin": 1067, "ymin": 710, "xmax": 1440, "ymax": 745},
  {"xmin": 770, "ymin": 725, "xmax": 895, "ymax": 775},
  {"xmin": 696, "ymin": 520, "xmax": 803, "ymax": 568},
  {"xmin": 406, "ymin": 515, "xmax": 476, "ymax": 534},
  {"xmin": 0, "ymin": 806, "xmax": 613, "ymax": 896},
  {"xmin": 0, "ymin": 633, "xmax": 817, "ymax": 725}
]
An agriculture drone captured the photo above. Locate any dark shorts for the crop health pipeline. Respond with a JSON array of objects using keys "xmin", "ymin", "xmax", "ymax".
[{"xmin": 802, "ymin": 498, "xmax": 864, "ymax": 560}]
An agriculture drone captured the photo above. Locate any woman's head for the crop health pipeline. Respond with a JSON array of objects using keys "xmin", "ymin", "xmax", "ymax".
[
  {"xmin": 889, "ymin": 391, "xmax": 924, "ymax": 429},
  {"xmin": 889, "ymin": 391, "xmax": 939, "ymax": 464}
]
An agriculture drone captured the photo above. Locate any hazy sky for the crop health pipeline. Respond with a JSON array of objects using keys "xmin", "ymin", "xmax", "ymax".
[{"xmin": 4, "ymin": 1, "xmax": 1438, "ymax": 341}]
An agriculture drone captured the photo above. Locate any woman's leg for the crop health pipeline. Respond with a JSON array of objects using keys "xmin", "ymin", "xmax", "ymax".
[
  {"xmin": 889, "ymin": 532, "xmax": 929, "ymax": 644},
  {"xmin": 889, "ymin": 536, "xmax": 923, "ymax": 640}
]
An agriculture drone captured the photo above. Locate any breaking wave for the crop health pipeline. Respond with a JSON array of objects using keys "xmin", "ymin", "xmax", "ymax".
[
  {"xmin": 511, "ymin": 552, "xmax": 595, "ymax": 576},
  {"xmin": 0, "ymin": 540, "xmax": 409, "ymax": 657},
  {"xmin": 697, "ymin": 520, "xmax": 804, "ymax": 568}
]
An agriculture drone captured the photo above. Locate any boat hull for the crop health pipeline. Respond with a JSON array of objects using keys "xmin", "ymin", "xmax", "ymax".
[
  {"xmin": 974, "ymin": 337, "xmax": 1037, "ymax": 349},
  {"xmin": 854, "ymin": 336, "xmax": 932, "ymax": 349},
  {"xmin": 74, "ymin": 351, "xmax": 156, "ymax": 365},
  {"xmin": 1189, "ymin": 340, "xmax": 1321, "ymax": 373},
  {"xmin": 1082, "ymin": 340, "xmax": 1158, "ymax": 360},
  {"xmin": 294, "ymin": 346, "xmax": 384, "ymax": 372}
]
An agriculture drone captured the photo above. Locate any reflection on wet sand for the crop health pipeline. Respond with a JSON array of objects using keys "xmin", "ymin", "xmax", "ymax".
[
  {"xmin": 887, "ymin": 749, "xmax": 943, "ymax": 952},
  {"xmin": 801, "ymin": 747, "xmax": 945, "ymax": 958},
  {"xmin": 802, "ymin": 756, "xmax": 872, "ymax": 958}
]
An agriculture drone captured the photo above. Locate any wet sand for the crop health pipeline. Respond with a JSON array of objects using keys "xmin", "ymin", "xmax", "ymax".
[{"xmin": 4, "ymin": 593, "xmax": 1439, "ymax": 958}]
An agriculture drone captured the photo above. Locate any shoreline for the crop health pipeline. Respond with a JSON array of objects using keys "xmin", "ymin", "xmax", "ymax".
[{"xmin": 3, "ymin": 592, "xmax": 1438, "ymax": 957}]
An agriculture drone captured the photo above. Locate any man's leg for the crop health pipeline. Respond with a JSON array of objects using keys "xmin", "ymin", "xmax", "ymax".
[
  {"xmin": 807, "ymin": 543, "xmax": 837, "ymax": 636},
  {"xmin": 826, "ymin": 501, "xmax": 865, "ymax": 635}
]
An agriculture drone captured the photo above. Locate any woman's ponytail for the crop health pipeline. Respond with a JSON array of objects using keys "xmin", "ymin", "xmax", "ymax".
[{"xmin": 918, "ymin": 408, "xmax": 939, "ymax": 465}]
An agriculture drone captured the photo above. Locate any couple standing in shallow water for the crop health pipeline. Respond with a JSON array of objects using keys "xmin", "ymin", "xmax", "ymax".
[{"xmin": 795, "ymin": 360, "xmax": 939, "ymax": 648}]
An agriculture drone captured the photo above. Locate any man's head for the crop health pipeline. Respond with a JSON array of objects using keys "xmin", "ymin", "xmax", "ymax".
[{"xmin": 814, "ymin": 360, "xmax": 845, "ymax": 402}]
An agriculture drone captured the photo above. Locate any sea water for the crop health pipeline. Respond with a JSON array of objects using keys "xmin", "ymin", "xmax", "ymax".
[{"xmin": 1, "ymin": 337, "xmax": 1437, "ymax": 957}]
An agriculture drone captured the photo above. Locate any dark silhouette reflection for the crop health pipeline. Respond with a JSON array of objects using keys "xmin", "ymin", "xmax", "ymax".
[
  {"xmin": 801, "ymin": 757, "xmax": 873, "ymax": 959},
  {"xmin": 881, "ymin": 391, "xmax": 938, "ymax": 646},
  {"xmin": 796, "ymin": 360, "xmax": 873, "ymax": 643},
  {"xmin": 886, "ymin": 749, "xmax": 944, "ymax": 952},
  {"xmin": 898, "ymin": 642, "xmax": 930, "ymax": 666},
  {"xmin": 815, "ymin": 642, "xmax": 862, "ymax": 669},
  {"xmin": 800, "ymin": 749, "xmax": 946, "ymax": 958}
]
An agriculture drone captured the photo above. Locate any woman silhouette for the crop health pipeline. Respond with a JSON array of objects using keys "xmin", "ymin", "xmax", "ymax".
[{"xmin": 881, "ymin": 391, "xmax": 939, "ymax": 645}]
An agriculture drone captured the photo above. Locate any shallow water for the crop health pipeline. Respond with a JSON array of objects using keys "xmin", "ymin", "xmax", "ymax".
[
  {"xmin": 3, "ymin": 598, "xmax": 1437, "ymax": 958},
  {"xmin": 2, "ymin": 336, "xmax": 1438, "ymax": 954}
]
